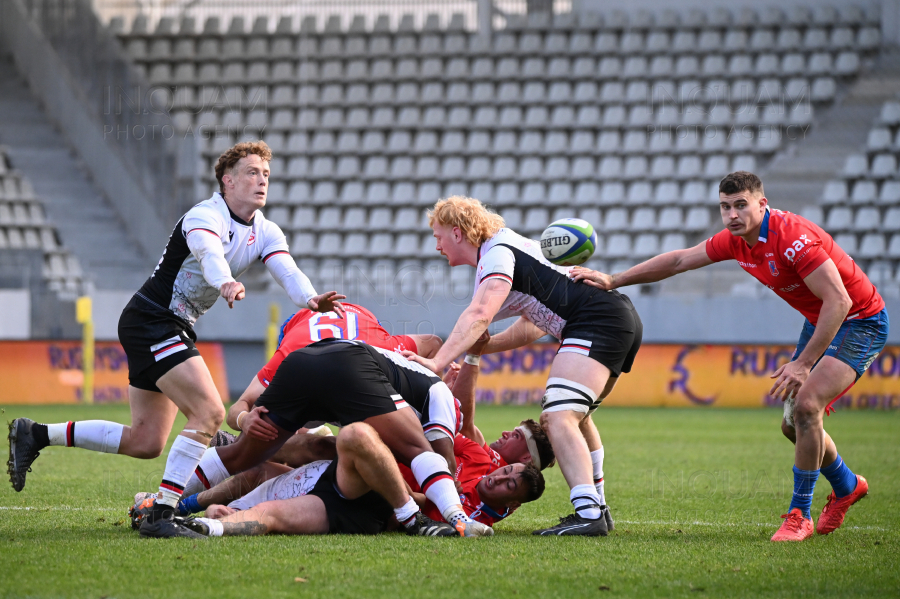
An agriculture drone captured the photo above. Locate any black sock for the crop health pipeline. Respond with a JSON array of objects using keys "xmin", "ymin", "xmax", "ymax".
[{"xmin": 32, "ymin": 424, "xmax": 49, "ymax": 449}]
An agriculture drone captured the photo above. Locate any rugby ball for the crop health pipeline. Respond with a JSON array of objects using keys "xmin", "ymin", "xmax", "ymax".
[{"xmin": 540, "ymin": 218, "xmax": 598, "ymax": 266}]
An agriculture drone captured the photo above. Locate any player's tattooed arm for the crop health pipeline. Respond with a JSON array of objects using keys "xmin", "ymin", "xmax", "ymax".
[{"xmin": 222, "ymin": 520, "xmax": 268, "ymax": 536}]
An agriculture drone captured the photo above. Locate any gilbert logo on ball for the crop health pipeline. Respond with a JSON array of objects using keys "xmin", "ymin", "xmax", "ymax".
[{"xmin": 540, "ymin": 218, "xmax": 598, "ymax": 266}]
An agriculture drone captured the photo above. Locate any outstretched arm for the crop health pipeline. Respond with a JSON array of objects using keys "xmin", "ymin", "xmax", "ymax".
[
  {"xmin": 404, "ymin": 277, "xmax": 511, "ymax": 373},
  {"xmin": 570, "ymin": 242, "xmax": 713, "ymax": 290},
  {"xmin": 481, "ymin": 316, "xmax": 546, "ymax": 354}
]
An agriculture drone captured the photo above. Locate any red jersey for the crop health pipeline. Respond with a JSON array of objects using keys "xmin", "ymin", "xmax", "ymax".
[
  {"xmin": 400, "ymin": 435, "xmax": 514, "ymax": 527},
  {"xmin": 256, "ymin": 303, "xmax": 418, "ymax": 386},
  {"xmin": 706, "ymin": 208, "xmax": 884, "ymax": 326}
]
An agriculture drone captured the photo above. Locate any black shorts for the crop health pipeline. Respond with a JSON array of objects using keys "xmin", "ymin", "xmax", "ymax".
[
  {"xmin": 117, "ymin": 294, "xmax": 200, "ymax": 392},
  {"xmin": 256, "ymin": 340, "xmax": 402, "ymax": 431},
  {"xmin": 309, "ymin": 458, "xmax": 393, "ymax": 535},
  {"xmin": 558, "ymin": 290, "xmax": 643, "ymax": 378}
]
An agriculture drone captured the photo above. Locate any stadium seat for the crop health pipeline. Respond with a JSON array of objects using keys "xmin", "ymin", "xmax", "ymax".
[
  {"xmin": 851, "ymin": 181, "xmax": 878, "ymax": 204},
  {"xmin": 630, "ymin": 208, "xmax": 656, "ymax": 231},
  {"xmin": 871, "ymin": 154, "xmax": 898, "ymax": 178},
  {"xmin": 821, "ymin": 180, "xmax": 849, "ymax": 204},
  {"xmin": 880, "ymin": 181, "xmax": 900, "ymax": 205},
  {"xmin": 825, "ymin": 207, "xmax": 853, "ymax": 231},
  {"xmin": 605, "ymin": 234, "xmax": 632, "ymax": 258},
  {"xmin": 603, "ymin": 208, "xmax": 629, "ymax": 232},
  {"xmin": 799, "ymin": 205, "xmax": 824, "ymax": 226},
  {"xmin": 859, "ymin": 233, "xmax": 887, "ymax": 259},
  {"xmin": 684, "ymin": 207, "xmax": 711, "ymax": 232},
  {"xmin": 882, "ymin": 207, "xmax": 900, "ymax": 232},
  {"xmin": 854, "ymin": 207, "xmax": 881, "ymax": 231}
]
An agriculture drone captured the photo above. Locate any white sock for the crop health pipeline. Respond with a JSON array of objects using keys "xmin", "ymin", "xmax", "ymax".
[
  {"xmin": 395, "ymin": 497, "xmax": 420, "ymax": 528},
  {"xmin": 195, "ymin": 517, "xmax": 223, "ymax": 537},
  {"xmin": 591, "ymin": 447, "xmax": 606, "ymax": 506},
  {"xmin": 183, "ymin": 448, "xmax": 231, "ymax": 495},
  {"xmin": 158, "ymin": 435, "xmax": 208, "ymax": 507},
  {"xmin": 571, "ymin": 484, "xmax": 603, "ymax": 520},
  {"xmin": 410, "ymin": 452, "xmax": 466, "ymax": 525},
  {"xmin": 46, "ymin": 421, "xmax": 123, "ymax": 453}
]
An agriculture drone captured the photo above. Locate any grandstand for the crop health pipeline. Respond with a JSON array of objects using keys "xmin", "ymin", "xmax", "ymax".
[{"xmin": 1, "ymin": 0, "xmax": 899, "ymax": 356}]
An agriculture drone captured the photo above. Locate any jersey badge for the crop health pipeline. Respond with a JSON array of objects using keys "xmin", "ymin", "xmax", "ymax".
[
  {"xmin": 768, "ymin": 261, "xmax": 780, "ymax": 277},
  {"xmin": 247, "ymin": 231, "xmax": 256, "ymax": 246}
]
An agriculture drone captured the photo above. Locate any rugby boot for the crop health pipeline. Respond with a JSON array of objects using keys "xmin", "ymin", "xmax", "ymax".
[
  {"xmin": 139, "ymin": 503, "xmax": 206, "ymax": 540},
  {"xmin": 177, "ymin": 516, "xmax": 211, "ymax": 536},
  {"xmin": 7, "ymin": 418, "xmax": 44, "ymax": 492},
  {"xmin": 602, "ymin": 505, "xmax": 615, "ymax": 532},
  {"xmin": 817, "ymin": 475, "xmax": 868, "ymax": 535},
  {"xmin": 533, "ymin": 513, "xmax": 609, "ymax": 536},
  {"xmin": 770, "ymin": 508, "xmax": 814, "ymax": 542},
  {"xmin": 454, "ymin": 517, "xmax": 494, "ymax": 537},
  {"xmin": 405, "ymin": 512, "xmax": 458, "ymax": 537},
  {"xmin": 129, "ymin": 492, "xmax": 158, "ymax": 530}
]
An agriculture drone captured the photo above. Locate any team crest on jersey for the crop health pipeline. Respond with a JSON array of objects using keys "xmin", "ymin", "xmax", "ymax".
[
  {"xmin": 247, "ymin": 231, "xmax": 256, "ymax": 246},
  {"xmin": 768, "ymin": 261, "xmax": 780, "ymax": 276}
]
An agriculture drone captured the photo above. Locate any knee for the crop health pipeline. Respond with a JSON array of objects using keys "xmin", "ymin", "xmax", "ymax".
[
  {"xmin": 131, "ymin": 439, "xmax": 166, "ymax": 459},
  {"xmin": 337, "ymin": 422, "xmax": 378, "ymax": 454},
  {"xmin": 311, "ymin": 435, "xmax": 337, "ymax": 460},
  {"xmin": 792, "ymin": 397, "xmax": 821, "ymax": 427}
]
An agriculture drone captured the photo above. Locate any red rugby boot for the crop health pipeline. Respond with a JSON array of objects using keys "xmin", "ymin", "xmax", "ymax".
[
  {"xmin": 770, "ymin": 508, "xmax": 814, "ymax": 542},
  {"xmin": 816, "ymin": 475, "xmax": 868, "ymax": 535}
]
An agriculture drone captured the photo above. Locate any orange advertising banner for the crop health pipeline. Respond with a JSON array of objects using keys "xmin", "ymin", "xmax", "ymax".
[
  {"xmin": 474, "ymin": 343, "xmax": 900, "ymax": 411},
  {"xmin": 0, "ymin": 341, "xmax": 228, "ymax": 404}
]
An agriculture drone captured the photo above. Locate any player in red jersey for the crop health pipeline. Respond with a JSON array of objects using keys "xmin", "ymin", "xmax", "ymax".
[
  {"xmin": 226, "ymin": 303, "xmax": 442, "ymax": 439},
  {"xmin": 570, "ymin": 171, "xmax": 888, "ymax": 542}
]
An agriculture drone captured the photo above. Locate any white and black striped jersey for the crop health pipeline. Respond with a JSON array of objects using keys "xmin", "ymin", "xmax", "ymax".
[
  {"xmin": 359, "ymin": 341, "xmax": 460, "ymax": 440},
  {"xmin": 474, "ymin": 228, "xmax": 600, "ymax": 339},
  {"xmin": 136, "ymin": 193, "xmax": 309, "ymax": 326}
]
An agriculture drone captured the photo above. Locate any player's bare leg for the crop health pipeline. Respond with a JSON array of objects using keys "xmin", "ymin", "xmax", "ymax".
[
  {"xmin": 362, "ymin": 409, "xmax": 491, "ymax": 536},
  {"xmin": 195, "ymin": 496, "xmax": 331, "ymax": 536},
  {"xmin": 139, "ymin": 356, "xmax": 225, "ymax": 539},
  {"xmin": 772, "ymin": 356, "xmax": 865, "ymax": 541},
  {"xmin": 119, "ymin": 388, "xmax": 180, "ymax": 458},
  {"xmin": 215, "ymin": 418, "xmax": 297, "ymax": 475},
  {"xmin": 780, "ymin": 423, "xmax": 838, "ymax": 469},
  {"xmin": 579, "ymin": 410, "xmax": 614, "ymax": 531},
  {"xmin": 535, "ymin": 353, "xmax": 610, "ymax": 536}
]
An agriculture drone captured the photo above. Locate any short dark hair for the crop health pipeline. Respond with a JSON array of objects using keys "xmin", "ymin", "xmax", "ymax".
[
  {"xmin": 519, "ymin": 419, "xmax": 555, "ymax": 470},
  {"xmin": 719, "ymin": 171, "xmax": 764, "ymax": 196},
  {"xmin": 214, "ymin": 140, "xmax": 273, "ymax": 194},
  {"xmin": 520, "ymin": 464, "xmax": 545, "ymax": 503}
]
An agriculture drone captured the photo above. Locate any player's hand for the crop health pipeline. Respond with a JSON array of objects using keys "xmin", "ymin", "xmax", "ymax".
[
  {"xmin": 569, "ymin": 267, "xmax": 614, "ymax": 290},
  {"xmin": 443, "ymin": 362, "xmax": 461, "ymax": 390},
  {"xmin": 243, "ymin": 406, "xmax": 280, "ymax": 441},
  {"xmin": 455, "ymin": 477, "xmax": 463, "ymax": 494},
  {"xmin": 401, "ymin": 351, "xmax": 440, "ymax": 375},
  {"xmin": 308, "ymin": 291, "xmax": 347, "ymax": 318},
  {"xmin": 769, "ymin": 361, "xmax": 810, "ymax": 402},
  {"xmin": 220, "ymin": 281, "xmax": 246, "ymax": 308},
  {"xmin": 206, "ymin": 504, "xmax": 236, "ymax": 518},
  {"xmin": 468, "ymin": 330, "xmax": 491, "ymax": 355}
]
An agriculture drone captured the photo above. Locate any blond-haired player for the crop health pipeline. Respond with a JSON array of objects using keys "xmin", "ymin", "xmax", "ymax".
[{"xmin": 403, "ymin": 196, "xmax": 641, "ymax": 536}]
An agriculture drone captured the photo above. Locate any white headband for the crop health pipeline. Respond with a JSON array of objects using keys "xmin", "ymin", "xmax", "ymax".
[{"xmin": 516, "ymin": 426, "xmax": 541, "ymax": 470}]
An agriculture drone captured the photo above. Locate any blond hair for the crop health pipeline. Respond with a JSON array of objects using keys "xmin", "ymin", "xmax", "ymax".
[
  {"xmin": 428, "ymin": 196, "xmax": 505, "ymax": 247},
  {"xmin": 214, "ymin": 140, "xmax": 273, "ymax": 194}
]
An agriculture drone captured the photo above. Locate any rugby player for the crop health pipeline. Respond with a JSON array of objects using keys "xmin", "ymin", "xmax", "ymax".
[
  {"xmin": 7, "ymin": 141, "xmax": 344, "ymax": 539},
  {"xmin": 143, "ymin": 422, "xmax": 460, "ymax": 537},
  {"xmin": 571, "ymin": 171, "xmax": 887, "ymax": 541},
  {"xmin": 404, "ymin": 196, "xmax": 642, "ymax": 536},
  {"xmin": 202, "ymin": 338, "xmax": 493, "ymax": 536},
  {"xmin": 179, "ymin": 303, "xmax": 443, "ymax": 496}
]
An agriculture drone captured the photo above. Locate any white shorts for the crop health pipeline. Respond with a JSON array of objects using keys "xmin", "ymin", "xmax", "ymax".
[{"xmin": 228, "ymin": 460, "xmax": 332, "ymax": 511}]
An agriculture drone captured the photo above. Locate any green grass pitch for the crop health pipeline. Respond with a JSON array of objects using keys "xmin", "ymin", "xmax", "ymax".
[{"xmin": 1, "ymin": 404, "xmax": 897, "ymax": 598}]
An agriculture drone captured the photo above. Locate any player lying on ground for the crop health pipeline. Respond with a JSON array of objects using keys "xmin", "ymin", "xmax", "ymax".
[
  {"xmin": 571, "ymin": 171, "xmax": 886, "ymax": 542},
  {"xmin": 179, "ymin": 302, "xmax": 443, "ymax": 496},
  {"xmin": 175, "ymin": 422, "xmax": 459, "ymax": 537},
  {"xmin": 404, "ymin": 196, "xmax": 640, "ymax": 536},
  {"xmin": 199, "ymin": 338, "xmax": 493, "ymax": 536},
  {"xmin": 136, "ymin": 422, "xmax": 546, "ymax": 536},
  {"xmin": 7, "ymin": 140, "xmax": 345, "ymax": 540}
]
